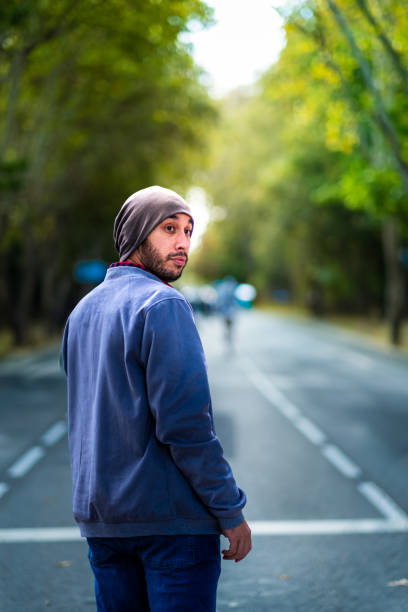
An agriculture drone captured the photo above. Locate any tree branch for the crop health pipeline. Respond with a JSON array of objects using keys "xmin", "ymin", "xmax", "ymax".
[
  {"xmin": 326, "ymin": 0, "xmax": 408, "ymax": 192},
  {"xmin": 355, "ymin": 0, "xmax": 408, "ymax": 97}
]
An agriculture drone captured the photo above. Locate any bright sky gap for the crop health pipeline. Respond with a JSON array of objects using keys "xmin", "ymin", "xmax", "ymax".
[{"xmin": 182, "ymin": 0, "xmax": 286, "ymax": 97}]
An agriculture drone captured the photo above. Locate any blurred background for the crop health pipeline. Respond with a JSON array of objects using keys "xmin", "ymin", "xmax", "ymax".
[
  {"xmin": 2, "ymin": 2, "xmax": 408, "ymax": 611},
  {"xmin": 0, "ymin": 0, "xmax": 407, "ymax": 352}
]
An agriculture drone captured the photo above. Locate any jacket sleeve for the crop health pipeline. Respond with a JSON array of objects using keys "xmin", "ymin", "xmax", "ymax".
[{"xmin": 140, "ymin": 296, "xmax": 246, "ymax": 530}]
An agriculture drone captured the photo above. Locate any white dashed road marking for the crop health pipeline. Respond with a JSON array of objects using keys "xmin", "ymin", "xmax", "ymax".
[
  {"xmin": 0, "ymin": 420, "xmax": 67, "ymax": 499},
  {"xmin": 25, "ymin": 361, "xmax": 64, "ymax": 380},
  {"xmin": 241, "ymin": 358, "xmax": 407, "ymax": 523},
  {"xmin": 321, "ymin": 444, "xmax": 362, "ymax": 479},
  {"xmin": 0, "ymin": 483, "xmax": 10, "ymax": 499},
  {"xmin": 358, "ymin": 482, "xmax": 407, "ymax": 522},
  {"xmin": 340, "ymin": 350, "xmax": 374, "ymax": 371},
  {"xmin": 245, "ymin": 366, "xmax": 300, "ymax": 420},
  {"xmin": 7, "ymin": 446, "xmax": 46, "ymax": 479},
  {"xmin": 294, "ymin": 416, "xmax": 327, "ymax": 446},
  {"xmin": 41, "ymin": 421, "xmax": 67, "ymax": 447}
]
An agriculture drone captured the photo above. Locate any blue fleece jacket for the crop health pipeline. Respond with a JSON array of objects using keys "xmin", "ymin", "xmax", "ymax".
[{"xmin": 61, "ymin": 265, "xmax": 246, "ymax": 537}]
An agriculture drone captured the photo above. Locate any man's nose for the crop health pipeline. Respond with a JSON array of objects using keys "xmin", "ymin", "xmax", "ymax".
[{"xmin": 175, "ymin": 230, "xmax": 190, "ymax": 251}]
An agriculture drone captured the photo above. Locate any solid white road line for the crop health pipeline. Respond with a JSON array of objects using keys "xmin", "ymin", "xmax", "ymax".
[
  {"xmin": 293, "ymin": 417, "xmax": 327, "ymax": 446},
  {"xmin": 358, "ymin": 482, "xmax": 407, "ymax": 522},
  {"xmin": 41, "ymin": 421, "xmax": 67, "ymax": 447},
  {"xmin": 7, "ymin": 446, "xmax": 46, "ymax": 479},
  {"xmin": 0, "ymin": 483, "xmax": 9, "ymax": 499},
  {"xmin": 0, "ymin": 527, "xmax": 82, "ymax": 543},
  {"xmin": 249, "ymin": 519, "xmax": 408, "ymax": 536},
  {"xmin": 321, "ymin": 444, "xmax": 362, "ymax": 479},
  {"xmin": 1, "ymin": 520, "xmax": 408, "ymax": 542}
]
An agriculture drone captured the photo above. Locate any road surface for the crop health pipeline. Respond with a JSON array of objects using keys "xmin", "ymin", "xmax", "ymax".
[{"xmin": 0, "ymin": 310, "xmax": 408, "ymax": 611}]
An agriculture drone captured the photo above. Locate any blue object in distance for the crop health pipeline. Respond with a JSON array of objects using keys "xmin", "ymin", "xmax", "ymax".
[
  {"xmin": 74, "ymin": 260, "xmax": 107, "ymax": 284},
  {"xmin": 273, "ymin": 288, "xmax": 289, "ymax": 303},
  {"xmin": 400, "ymin": 248, "xmax": 408, "ymax": 267}
]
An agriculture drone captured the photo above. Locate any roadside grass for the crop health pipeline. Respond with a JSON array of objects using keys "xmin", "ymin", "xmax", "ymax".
[
  {"xmin": 0, "ymin": 330, "xmax": 14, "ymax": 359},
  {"xmin": 256, "ymin": 301, "xmax": 408, "ymax": 353},
  {"xmin": 0, "ymin": 325, "xmax": 61, "ymax": 360}
]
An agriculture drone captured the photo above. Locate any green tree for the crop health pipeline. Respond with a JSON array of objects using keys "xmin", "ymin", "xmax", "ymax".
[
  {"xmin": 0, "ymin": 0, "xmax": 215, "ymax": 345},
  {"xmin": 280, "ymin": 0, "xmax": 408, "ymax": 342},
  {"xmin": 194, "ymin": 0, "xmax": 408, "ymax": 344}
]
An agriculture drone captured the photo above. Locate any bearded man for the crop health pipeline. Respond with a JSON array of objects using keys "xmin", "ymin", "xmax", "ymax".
[{"xmin": 61, "ymin": 186, "xmax": 251, "ymax": 612}]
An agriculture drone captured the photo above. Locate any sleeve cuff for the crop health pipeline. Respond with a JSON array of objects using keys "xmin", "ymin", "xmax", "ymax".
[{"xmin": 218, "ymin": 511, "xmax": 245, "ymax": 531}]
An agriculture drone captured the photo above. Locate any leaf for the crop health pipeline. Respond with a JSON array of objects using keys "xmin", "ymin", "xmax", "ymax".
[
  {"xmin": 387, "ymin": 578, "xmax": 408, "ymax": 587},
  {"xmin": 55, "ymin": 560, "xmax": 71, "ymax": 568}
]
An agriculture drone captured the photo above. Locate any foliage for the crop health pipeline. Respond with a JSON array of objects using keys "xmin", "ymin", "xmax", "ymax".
[
  {"xmin": 0, "ymin": 0, "xmax": 216, "ymax": 344},
  {"xmin": 192, "ymin": 0, "xmax": 408, "ymax": 331}
]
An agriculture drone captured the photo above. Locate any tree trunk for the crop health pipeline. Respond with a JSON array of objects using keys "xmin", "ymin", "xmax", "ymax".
[
  {"xmin": 382, "ymin": 218, "xmax": 405, "ymax": 345},
  {"xmin": 10, "ymin": 229, "xmax": 37, "ymax": 345},
  {"xmin": 1, "ymin": 50, "xmax": 25, "ymax": 157}
]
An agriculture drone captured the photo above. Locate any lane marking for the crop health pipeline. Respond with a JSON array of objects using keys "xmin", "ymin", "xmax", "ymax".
[
  {"xmin": 1, "ymin": 519, "xmax": 408, "ymax": 542},
  {"xmin": 0, "ymin": 527, "xmax": 82, "ymax": 543},
  {"xmin": 358, "ymin": 482, "xmax": 407, "ymax": 522},
  {"xmin": 0, "ymin": 419, "xmax": 67, "ymax": 499},
  {"xmin": 7, "ymin": 446, "xmax": 46, "ymax": 479},
  {"xmin": 26, "ymin": 361, "xmax": 63, "ymax": 380},
  {"xmin": 265, "ymin": 375, "xmax": 294, "ymax": 390},
  {"xmin": 341, "ymin": 350, "xmax": 374, "ymax": 371},
  {"xmin": 294, "ymin": 417, "xmax": 327, "ymax": 446},
  {"xmin": 41, "ymin": 421, "xmax": 67, "ymax": 447},
  {"xmin": 241, "ymin": 358, "xmax": 408, "ymax": 522},
  {"xmin": 0, "ymin": 483, "xmax": 9, "ymax": 499},
  {"xmin": 244, "ymin": 365, "xmax": 300, "ymax": 421},
  {"xmin": 249, "ymin": 519, "xmax": 408, "ymax": 536},
  {"xmin": 321, "ymin": 444, "xmax": 362, "ymax": 479},
  {"xmin": 299, "ymin": 372, "xmax": 332, "ymax": 388}
]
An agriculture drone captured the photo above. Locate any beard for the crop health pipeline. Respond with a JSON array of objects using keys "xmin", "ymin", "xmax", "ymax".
[{"xmin": 138, "ymin": 238, "xmax": 188, "ymax": 282}]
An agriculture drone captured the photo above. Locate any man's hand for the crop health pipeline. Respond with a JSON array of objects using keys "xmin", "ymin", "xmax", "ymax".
[{"xmin": 222, "ymin": 520, "xmax": 252, "ymax": 562}]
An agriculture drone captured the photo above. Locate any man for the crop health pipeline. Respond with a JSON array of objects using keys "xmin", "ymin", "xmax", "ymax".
[{"xmin": 62, "ymin": 186, "xmax": 251, "ymax": 612}]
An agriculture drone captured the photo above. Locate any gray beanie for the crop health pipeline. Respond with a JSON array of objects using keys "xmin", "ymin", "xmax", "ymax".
[{"xmin": 113, "ymin": 186, "xmax": 194, "ymax": 262}]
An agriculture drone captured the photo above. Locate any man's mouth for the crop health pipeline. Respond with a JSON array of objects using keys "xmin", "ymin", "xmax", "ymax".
[{"xmin": 170, "ymin": 256, "xmax": 187, "ymax": 266}]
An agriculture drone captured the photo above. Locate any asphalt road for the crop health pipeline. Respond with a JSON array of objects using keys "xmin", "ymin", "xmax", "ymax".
[{"xmin": 1, "ymin": 310, "xmax": 408, "ymax": 611}]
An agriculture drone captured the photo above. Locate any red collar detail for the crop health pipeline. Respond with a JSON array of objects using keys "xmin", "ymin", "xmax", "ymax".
[{"xmin": 109, "ymin": 261, "xmax": 172, "ymax": 286}]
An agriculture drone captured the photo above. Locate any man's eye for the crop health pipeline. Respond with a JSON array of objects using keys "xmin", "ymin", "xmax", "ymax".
[
  {"xmin": 185, "ymin": 229, "xmax": 192, "ymax": 237},
  {"xmin": 165, "ymin": 225, "xmax": 175, "ymax": 232}
]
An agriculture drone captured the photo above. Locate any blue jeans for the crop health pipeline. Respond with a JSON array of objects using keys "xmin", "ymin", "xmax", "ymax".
[{"xmin": 87, "ymin": 534, "xmax": 221, "ymax": 611}]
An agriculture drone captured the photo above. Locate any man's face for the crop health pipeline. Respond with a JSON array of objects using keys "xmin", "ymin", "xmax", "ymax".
[{"xmin": 135, "ymin": 213, "xmax": 193, "ymax": 282}]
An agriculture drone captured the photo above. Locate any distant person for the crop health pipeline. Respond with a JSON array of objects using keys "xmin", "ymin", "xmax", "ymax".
[
  {"xmin": 61, "ymin": 186, "xmax": 251, "ymax": 612},
  {"xmin": 217, "ymin": 275, "xmax": 239, "ymax": 345}
]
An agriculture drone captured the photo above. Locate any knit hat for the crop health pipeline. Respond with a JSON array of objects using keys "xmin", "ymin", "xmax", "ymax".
[{"xmin": 113, "ymin": 186, "xmax": 194, "ymax": 262}]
